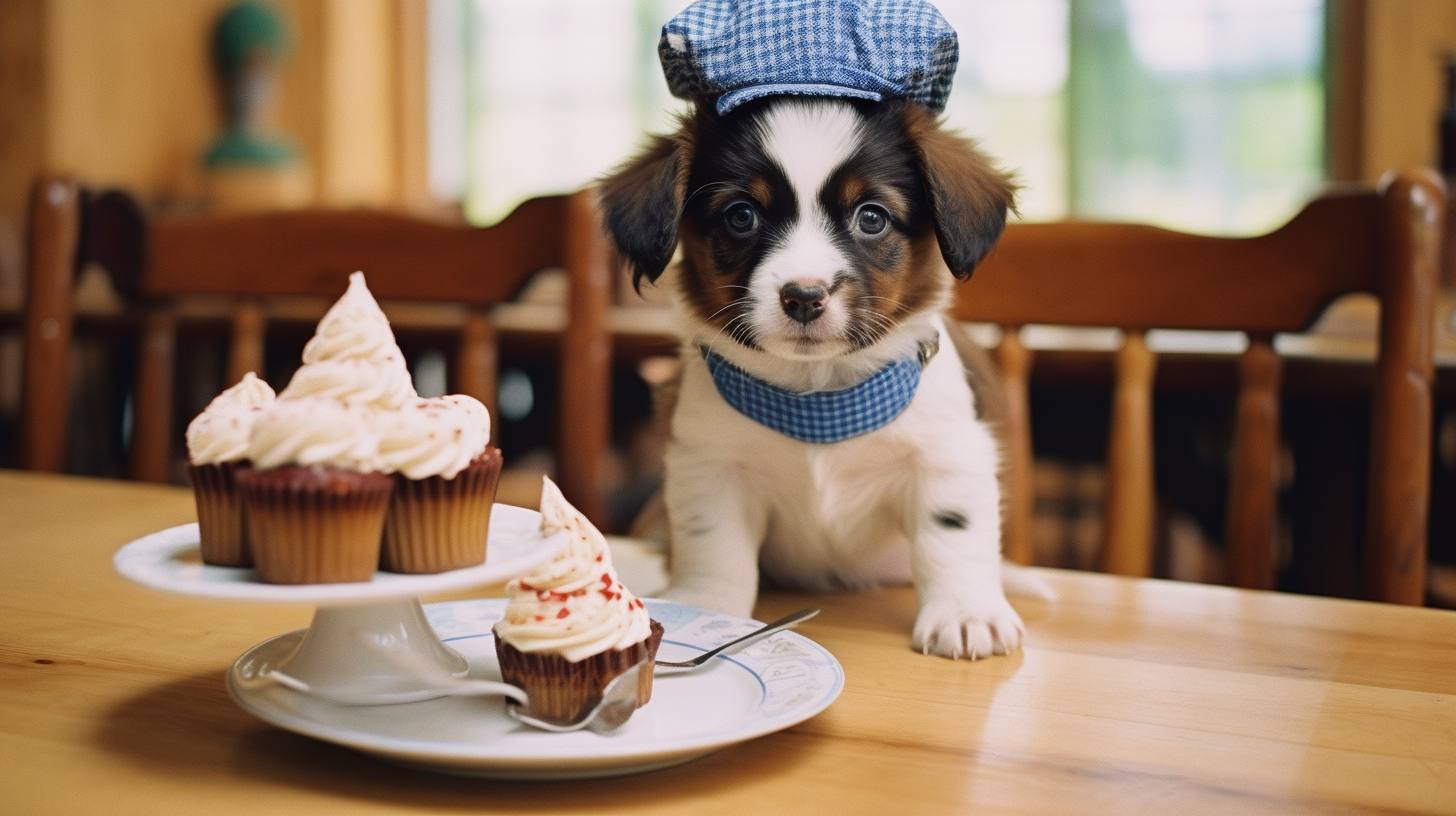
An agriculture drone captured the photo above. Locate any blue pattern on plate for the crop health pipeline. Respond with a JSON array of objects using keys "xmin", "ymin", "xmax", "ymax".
[{"xmin": 424, "ymin": 599, "xmax": 843, "ymax": 729}]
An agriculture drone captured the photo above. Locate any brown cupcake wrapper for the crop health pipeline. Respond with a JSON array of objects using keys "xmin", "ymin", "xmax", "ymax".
[
  {"xmin": 381, "ymin": 447, "xmax": 503, "ymax": 574},
  {"xmin": 494, "ymin": 619, "xmax": 664, "ymax": 724},
  {"xmin": 188, "ymin": 461, "xmax": 251, "ymax": 567},
  {"xmin": 235, "ymin": 465, "xmax": 393, "ymax": 584}
]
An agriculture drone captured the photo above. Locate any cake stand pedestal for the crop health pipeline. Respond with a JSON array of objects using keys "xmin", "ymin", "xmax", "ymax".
[{"xmin": 113, "ymin": 504, "xmax": 562, "ymax": 705}]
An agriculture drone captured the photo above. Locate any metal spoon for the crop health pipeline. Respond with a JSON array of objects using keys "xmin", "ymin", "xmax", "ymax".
[
  {"xmin": 505, "ymin": 662, "xmax": 645, "ymax": 734},
  {"xmin": 360, "ymin": 633, "xmax": 645, "ymax": 734},
  {"xmin": 655, "ymin": 608, "xmax": 820, "ymax": 669},
  {"xmin": 345, "ymin": 608, "xmax": 817, "ymax": 731}
]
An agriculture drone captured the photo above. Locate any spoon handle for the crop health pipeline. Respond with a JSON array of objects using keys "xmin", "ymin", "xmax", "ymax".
[
  {"xmin": 656, "ymin": 608, "xmax": 820, "ymax": 669},
  {"xmin": 354, "ymin": 632, "xmax": 529, "ymax": 704}
]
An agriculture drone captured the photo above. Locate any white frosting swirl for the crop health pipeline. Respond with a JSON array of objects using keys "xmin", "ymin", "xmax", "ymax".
[
  {"xmin": 303, "ymin": 271, "xmax": 402, "ymax": 364},
  {"xmin": 278, "ymin": 272, "xmax": 416, "ymax": 409},
  {"xmin": 246, "ymin": 398, "xmax": 383, "ymax": 473},
  {"xmin": 185, "ymin": 372, "xmax": 276, "ymax": 465},
  {"xmin": 495, "ymin": 477, "xmax": 652, "ymax": 662},
  {"xmin": 279, "ymin": 357, "xmax": 415, "ymax": 410},
  {"xmin": 376, "ymin": 395, "xmax": 491, "ymax": 480}
]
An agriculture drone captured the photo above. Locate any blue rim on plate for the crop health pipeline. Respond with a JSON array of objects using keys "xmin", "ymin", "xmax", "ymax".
[{"xmin": 228, "ymin": 599, "xmax": 844, "ymax": 779}]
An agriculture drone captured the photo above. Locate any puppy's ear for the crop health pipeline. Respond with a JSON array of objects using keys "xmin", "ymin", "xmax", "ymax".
[
  {"xmin": 903, "ymin": 106, "xmax": 1017, "ymax": 280},
  {"xmin": 598, "ymin": 124, "xmax": 696, "ymax": 291}
]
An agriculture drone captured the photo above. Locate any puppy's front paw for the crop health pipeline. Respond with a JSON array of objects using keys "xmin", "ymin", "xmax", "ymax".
[{"xmin": 912, "ymin": 595, "xmax": 1024, "ymax": 660}]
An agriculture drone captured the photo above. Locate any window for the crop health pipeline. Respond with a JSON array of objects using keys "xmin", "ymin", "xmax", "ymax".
[
  {"xmin": 1067, "ymin": 0, "xmax": 1326, "ymax": 233},
  {"xmin": 432, "ymin": 0, "xmax": 690, "ymax": 224},
  {"xmin": 431, "ymin": 0, "xmax": 1326, "ymax": 235}
]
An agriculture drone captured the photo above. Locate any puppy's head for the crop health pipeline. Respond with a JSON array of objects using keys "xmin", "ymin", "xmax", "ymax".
[{"xmin": 599, "ymin": 98, "xmax": 1014, "ymax": 360}]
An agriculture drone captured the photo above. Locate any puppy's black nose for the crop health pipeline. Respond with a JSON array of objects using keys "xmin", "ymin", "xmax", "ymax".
[{"xmin": 780, "ymin": 283, "xmax": 827, "ymax": 324}]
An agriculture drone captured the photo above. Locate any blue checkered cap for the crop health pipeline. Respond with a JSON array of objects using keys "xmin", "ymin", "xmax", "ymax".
[{"xmin": 661, "ymin": 0, "xmax": 959, "ymax": 116}]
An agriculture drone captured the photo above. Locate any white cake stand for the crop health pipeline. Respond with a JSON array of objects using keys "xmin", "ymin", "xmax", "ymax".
[{"xmin": 113, "ymin": 504, "xmax": 563, "ymax": 705}]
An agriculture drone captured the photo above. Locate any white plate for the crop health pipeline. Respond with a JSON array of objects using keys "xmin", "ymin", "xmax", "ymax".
[
  {"xmin": 228, "ymin": 599, "xmax": 844, "ymax": 779},
  {"xmin": 113, "ymin": 504, "xmax": 557, "ymax": 604}
]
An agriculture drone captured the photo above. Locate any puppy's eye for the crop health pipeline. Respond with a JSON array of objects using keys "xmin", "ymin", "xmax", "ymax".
[
  {"xmin": 724, "ymin": 202, "xmax": 758, "ymax": 235},
  {"xmin": 855, "ymin": 204, "xmax": 889, "ymax": 236}
]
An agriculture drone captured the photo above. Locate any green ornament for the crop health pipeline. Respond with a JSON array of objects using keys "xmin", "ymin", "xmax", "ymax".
[
  {"xmin": 204, "ymin": 1, "xmax": 299, "ymax": 168},
  {"xmin": 212, "ymin": 1, "xmax": 288, "ymax": 73}
]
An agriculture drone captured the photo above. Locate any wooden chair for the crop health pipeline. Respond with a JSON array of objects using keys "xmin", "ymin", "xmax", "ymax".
[
  {"xmin": 958, "ymin": 169, "xmax": 1444, "ymax": 605},
  {"xmin": 20, "ymin": 176, "xmax": 617, "ymax": 525}
]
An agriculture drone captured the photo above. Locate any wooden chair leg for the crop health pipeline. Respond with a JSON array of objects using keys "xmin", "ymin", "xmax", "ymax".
[
  {"xmin": 129, "ymin": 308, "xmax": 177, "ymax": 483},
  {"xmin": 456, "ymin": 309, "xmax": 498, "ymax": 445},
  {"xmin": 1226, "ymin": 337, "xmax": 1283, "ymax": 590},
  {"xmin": 558, "ymin": 189, "xmax": 613, "ymax": 527},
  {"xmin": 226, "ymin": 299, "xmax": 267, "ymax": 386},
  {"xmin": 21, "ymin": 177, "xmax": 81, "ymax": 472},
  {"xmin": 1103, "ymin": 330, "xmax": 1157, "ymax": 577},
  {"xmin": 1363, "ymin": 170, "xmax": 1442, "ymax": 605},
  {"xmin": 997, "ymin": 327, "xmax": 1035, "ymax": 565}
]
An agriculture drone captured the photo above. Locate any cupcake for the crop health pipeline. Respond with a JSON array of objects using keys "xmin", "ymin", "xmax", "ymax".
[
  {"xmin": 237, "ymin": 399, "xmax": 393, "ymax": 584},
  {"xmin": 184, "ymin": 371, "xmax": 275, "ymax": 566},
  {"xmin": 377, "ymin": 394, "xmax": 503, "ymax": 574},
  {"xmin": 493, "ymin": 477, "xmax": 663, "ymax": 725},
  {"xmin": 237, "ymin": 272, "xmax": 416, "ymax": 584}
]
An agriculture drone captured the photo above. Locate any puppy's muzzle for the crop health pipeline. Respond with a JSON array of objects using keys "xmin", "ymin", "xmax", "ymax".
[{"xmin": 780, "ymin": 283, "xmax": 828, "ymax": 325}]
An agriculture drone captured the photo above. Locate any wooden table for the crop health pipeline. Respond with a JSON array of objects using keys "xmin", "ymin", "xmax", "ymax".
[{"xmin": 2, "ymin": 471, "xmax": 1454, "ymax": 814}]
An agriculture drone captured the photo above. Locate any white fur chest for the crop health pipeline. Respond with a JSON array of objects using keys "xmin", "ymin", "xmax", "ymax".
[{"xmin": 665, "ymin": 320, "xmax": 1002, "ymax": 591}]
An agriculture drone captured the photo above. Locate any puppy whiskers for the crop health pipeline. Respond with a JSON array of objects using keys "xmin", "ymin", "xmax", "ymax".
[{"xmin": 696, "ymin": 295, "xmax": 761, "ymax": 350}]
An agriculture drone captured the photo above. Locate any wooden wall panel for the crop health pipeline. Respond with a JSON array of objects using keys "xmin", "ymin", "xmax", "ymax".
[
  {"xmin": 319, "ymin": 0, "xmax": 398, "ymax": 207},
  {"xmin": 0, "ymin": 0, "xmax": 46, "ymax": 238},
  {"xmin": 0, "ymin": 0, "xmax": 426, "ymax": 226},
  {"xmin": 396, "ymin": 0, "xmax": 435, "ymax": 214},
  {"xmin": 44, "ymin": 0, "xmax": 228, "ymax": 203},
  {"xmin": 1361, "ymin": 0, "xmax": 1456, "ymax": 184}
]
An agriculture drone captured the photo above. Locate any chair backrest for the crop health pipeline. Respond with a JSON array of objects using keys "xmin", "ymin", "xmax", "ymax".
[
  {"xmin": 21, "ymin": 178, "xmax": 616, "ymax": 525},
  {"xmin": 955, "ymin": 170, "xmax": 1444, "ymax": 605}
]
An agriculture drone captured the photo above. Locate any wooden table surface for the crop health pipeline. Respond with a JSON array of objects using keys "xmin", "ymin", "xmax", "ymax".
[{"xmin": 2, "ymin": 470, "xmax": 1454, "ymax": 815}]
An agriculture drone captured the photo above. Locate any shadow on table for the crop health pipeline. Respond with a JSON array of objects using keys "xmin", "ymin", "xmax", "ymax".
[{"xmin": 94, "ymin": 669, "xmax": 823, "ymax": 808}]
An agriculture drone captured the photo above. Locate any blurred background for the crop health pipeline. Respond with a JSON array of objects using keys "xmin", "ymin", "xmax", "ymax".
[
  {"xmin": 1, "ymin": 0, "xmax": 1454, "ymax": 598},
  {"xmin": 4, "ymin": 0, "xmax": 1411, "ymax": 235}
]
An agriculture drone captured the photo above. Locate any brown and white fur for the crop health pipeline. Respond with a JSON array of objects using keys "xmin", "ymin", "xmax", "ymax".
[{"xmin": 600, "ymin": 96, "xmax": 1035, "ymax": 659}]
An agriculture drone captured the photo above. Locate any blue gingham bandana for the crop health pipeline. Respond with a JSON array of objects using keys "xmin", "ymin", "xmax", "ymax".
[
  {"xmin": 700, "ymin": 343, "xmax": 933, "ymax": 443},
  {"xmin": 661, "ymin": 0, "xmax": 959, "ymax": 115}
]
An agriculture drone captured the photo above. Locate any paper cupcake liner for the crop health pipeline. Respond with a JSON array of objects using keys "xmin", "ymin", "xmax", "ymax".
[
  {"xmin": 381, "ymin": 447, "xmax": 503, "ymax": 574},
  {"xmin": 494, "ymin": 620, "xmax": 665, "ymax": 724},
  {"xmin": 187, "ymin": 461, "xmax": 251, "ymax": 567},
  {"xmin": 235, "ymin": 465, "xmax": 393, "ymax": 584}
]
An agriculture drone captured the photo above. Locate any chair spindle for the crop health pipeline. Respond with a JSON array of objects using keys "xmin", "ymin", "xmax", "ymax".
[
  {"xmin": 996, "ymin": 326, "xmax": 1035, "ymax": 565},
  {"xmin": 128, "ymin": 308, "xmax": 177, "ymax": 483},
  {"xmin": 456, "ymin": 309, "xmax": 499, "ymax": 445},
  {"xmin": 20, "ymin": 177, "xmax": 81, "ymax": 473},
  {"xmin": 227, "ymin": 299, "xmax": 267, "ymax": 385},
  {"xmin": 1103, "ymin": 330, "xmax": 1157, "ymax": 576},
  {"xmin": 1225, "ymin": 336, "xmax": 1283, "ymax": 589},
  {"xmin": 558, "ymin": 189, "xmax": 613, "ymax": 526},
  {"xmin": 1363, "ymin": 172, "xmax": 1441, "ymax": 604}
]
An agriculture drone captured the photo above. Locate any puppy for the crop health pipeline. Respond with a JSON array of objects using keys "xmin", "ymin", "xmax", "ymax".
[{"xmin": 600, "ymin": 96, "xmax": 1026, "ymax": 659}]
